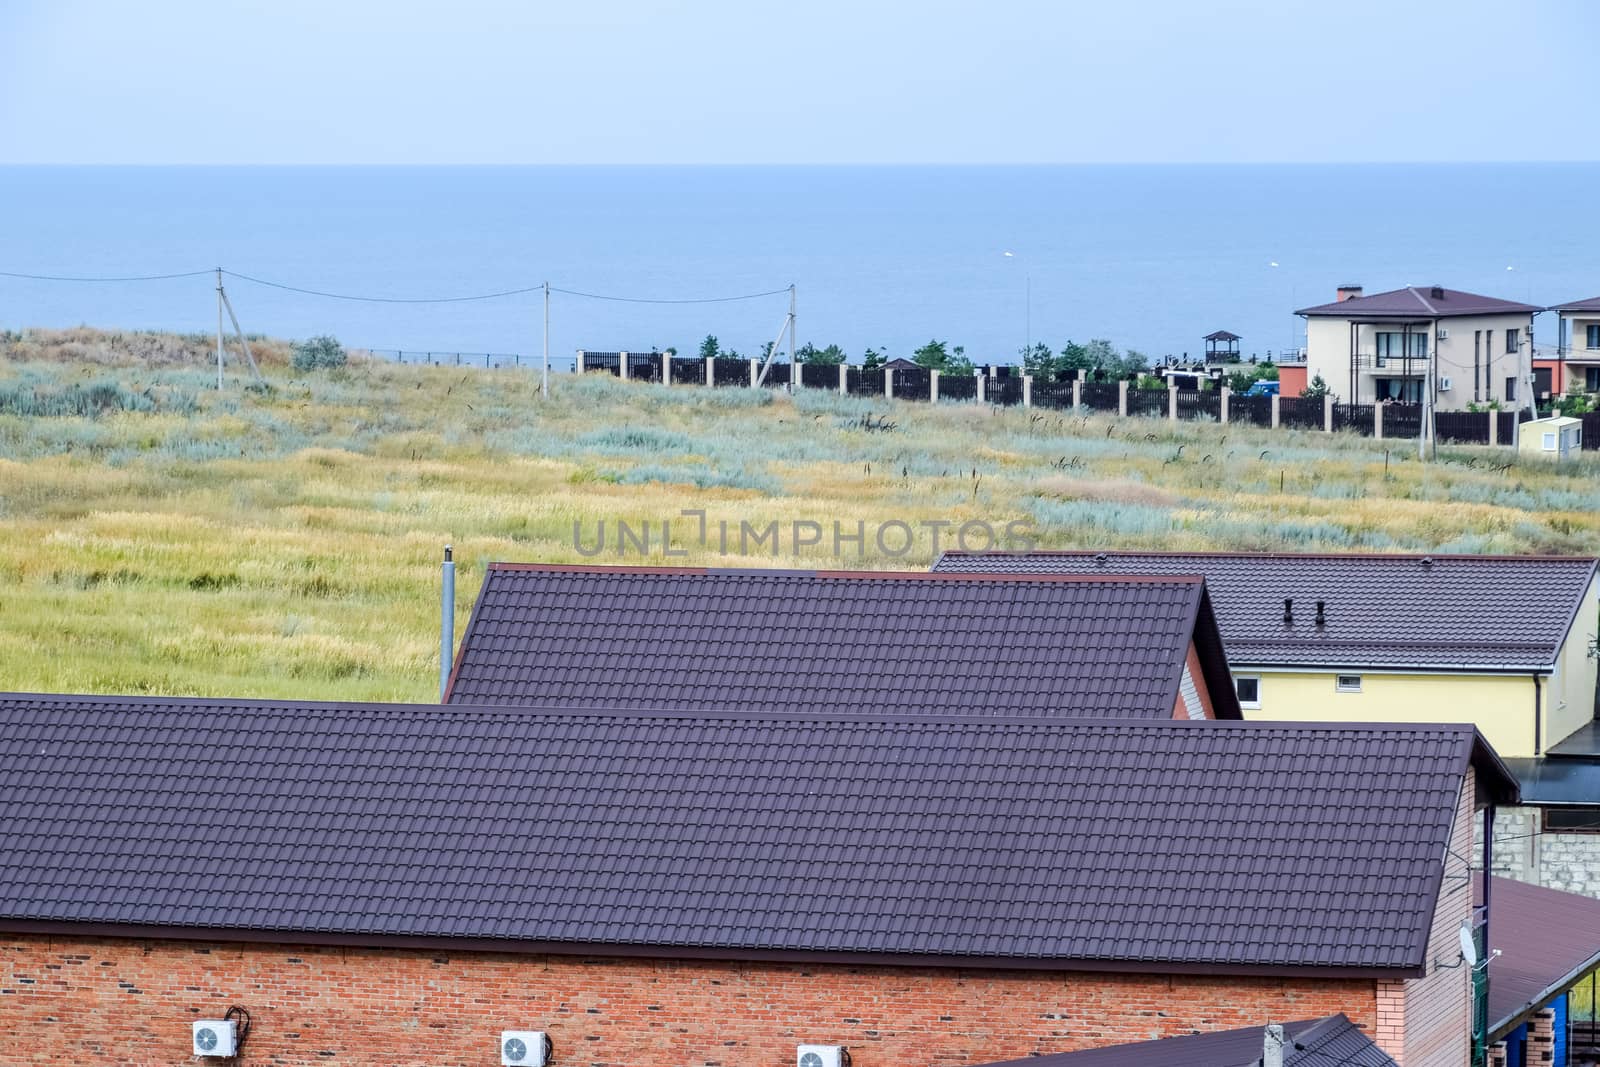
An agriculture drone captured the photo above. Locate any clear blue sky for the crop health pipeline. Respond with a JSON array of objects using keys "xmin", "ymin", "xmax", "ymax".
[{"xmin": 2, "ymin": 0, "xmax": 1594, "ymax": 164}]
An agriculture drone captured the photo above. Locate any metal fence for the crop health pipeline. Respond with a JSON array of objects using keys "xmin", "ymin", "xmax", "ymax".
[
  {"xmin": 891, "ymin": 367, "xmax": 930, "ymax": 401},
  {"xmin": 939, "ymin": 373, "xmax": 978, "ymax": 402},
  {"xmin": 1127, "ymin": 387, "xmax": 1167, "ymax": 417},
  {"xmin": 1277, "ymin": 396, "xmax": 1323, "ymax": 431},
  {"xmin": 988, "ymin": 377, "xmax": 1024, "ymax": 406},
  {"xmin": 1081, "ymin": 383, "xmax": 1120, "ymax": 412},
  {"xmin": 712, "ymin": 357, "xmax": 749, "ymax": 387}
]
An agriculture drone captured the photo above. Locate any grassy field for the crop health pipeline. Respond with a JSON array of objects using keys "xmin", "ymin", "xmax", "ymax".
[{"xmin": 4, "ymin": 328, "xmax": 1600, "ymax": 701}]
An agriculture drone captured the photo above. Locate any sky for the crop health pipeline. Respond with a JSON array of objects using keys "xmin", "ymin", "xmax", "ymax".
[{"xmin": 0, "ymin": 0, "xmax": 1595, "ymax": 164}]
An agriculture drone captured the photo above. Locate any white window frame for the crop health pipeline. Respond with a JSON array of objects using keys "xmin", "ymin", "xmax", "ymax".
[
  {"xmin": 1235, "ymin": 675, "xmax": 1262, "ymax": 710},
  {"xmin": 1335, "ymin": 674, "xmax": 1363, "ymax": 693}
]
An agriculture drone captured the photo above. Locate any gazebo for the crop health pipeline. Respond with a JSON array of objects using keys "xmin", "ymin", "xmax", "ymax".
[{"xmin": 1204, "ymin": 330, "xmax": 1241, "ymax": 361}]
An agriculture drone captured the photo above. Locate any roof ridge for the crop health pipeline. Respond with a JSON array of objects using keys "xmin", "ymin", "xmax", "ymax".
[
  {"xmin": 1408, "ymin": 285, "xmax": 1437, "ymax": 315},
  {"xmin": 484, "ymin": 561, "xmax": 1206, "ymax": 584},
  {"xmin": 938, "ymin": 550, "xmax": 1599, "ymax": 564}
]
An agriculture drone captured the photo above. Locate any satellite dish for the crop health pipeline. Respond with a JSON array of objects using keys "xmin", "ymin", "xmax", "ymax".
[{"xmin": 1459, "ymin": 924, "xmax": 1478, "ymax": 966}]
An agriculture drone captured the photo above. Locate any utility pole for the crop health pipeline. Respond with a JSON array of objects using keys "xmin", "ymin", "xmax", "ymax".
[
  {"xmin": 214, "ymin": 268, "xmax": 226, "ymax": 390},
  {"xmin": 789, "ymin": 284, "xmax": 797, "ymax": 391},
  {"xmin": 542, "ymin": 281, "xmax": 550, "ymax": 399},
  {"xmin": 1421, "ymin": 319, "xmax": 1436, "ymax": 462}
]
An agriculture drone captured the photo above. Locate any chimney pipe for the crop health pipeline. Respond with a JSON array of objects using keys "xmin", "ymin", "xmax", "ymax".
[
  {"xmin": 1283, "ymin": 597, "xmax": 1294, "ymax": 624},
  {"xmin": 439, "ymin": 544, "xmax": 455, "ymax": 700},
  {"xmin": 1264, "ymin": 1024, "xmax": 1286, "ymax": 1067},
  {"xmin": 1336, "ymin": 285, "xmax": 1364, "ymax": 302},
  {"xmin": 1315, "ymin": 600, "xmax": 1326, "ymax": 627},
  {"xmin": 1430, "ymin": 285, "xmax": 1445, "ymax": 300}
]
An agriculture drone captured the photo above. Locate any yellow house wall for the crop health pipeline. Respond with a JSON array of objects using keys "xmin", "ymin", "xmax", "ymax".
[
  {"xmin": 1246, "ymin": 671, "xmax": 1540, "ymax": 757},
  {"xmin": 1546, "ymin": 573, "xmax": 1600, "ymax": 747}
]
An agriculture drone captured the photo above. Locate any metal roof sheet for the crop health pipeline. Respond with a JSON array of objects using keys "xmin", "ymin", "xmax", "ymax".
[
  {"xmin": 972, "ymin": 1014, "xmax": 1395, "ymax": 1066},
  {"xmin": 0, "ymin": 694, "xmax": 1493, "ymax": 974},
  {"xmin": 1483, "ymin": 875, "xmax": 1600, "ymax": 1041},
  {"xmin": 933, "ymin": 552, "xmax": 1598, "ymax": 671},
  {"xmin": 446, "ymin": 565, "xmax": 1239, "ymax": 719},
  {"xmin": 1296, "ymin": 286, "xmax": 1541, "ymax": 319}
]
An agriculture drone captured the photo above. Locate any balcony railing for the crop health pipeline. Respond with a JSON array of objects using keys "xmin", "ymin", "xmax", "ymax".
[{"xmin": 1354, "ymin": 351, "xmax": 1430, "ymax": 371}]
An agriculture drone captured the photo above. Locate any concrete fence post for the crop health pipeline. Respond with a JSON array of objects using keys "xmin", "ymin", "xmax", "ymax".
[
  {"xmin": 1488, "ymin": 409, "xmax": 1498, "ymax": 446},
  {"xmin": 1168, "ymin": 385, "xmax": 1178, "ymax": 422},
  {"xmin": 704, "ymin": 356, "xmax": 714, "ymax": 386},
  {"xmin": 1375, "ymin": 403, "xmax": 1384, "ymax": 440},
  {"xmin": 1270, "ymin": 394, "xmax": 1281, "ymax": 428},
  {"xmin": 1324, "ymin": 394, "xmax": 1333, "ymax": 432},
  {"xmin": 619, "ymin": 351, "xmax": 630, "ymax": 381},
  {"xmin": 884, "ymin": 368, "xmax": 894, "ymax": 400},
  {"xmin": 1072, "ymin": 379, "xmax": 1082, "ymax": 411},
  {"xmin": 661, "ymin": 353, "xmax": 671, "ymax": 387},
  {"xmin": 1220, "ymin": 386, "xmax": 1231, "ymax": 424},
  {"xmin": 1023, "ymin": 375, "xmax": 1033, "ymax": 408},
  {"xmin": 930, "ymin": 369, "xmax": 940, "ymax": 403},
  {"xmin": 976, "ymin": 370, "xmax": 986, "ymax": 404},
  {"xmin": 838, "ymin": 363, "xmax": 848, "ymax": 396},
  {"xmin": 749, "ymin": 359, "xmax": 758, "ymax": 388},
  {"xmin": 577, "ymin": 350, "xmax": 587, "ymax": 374},
  {"xmin": 1117, "ymin": 380, "xmax": 1128, "ymax": 417}
]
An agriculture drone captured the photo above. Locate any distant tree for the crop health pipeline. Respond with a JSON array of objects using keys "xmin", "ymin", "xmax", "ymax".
[
  {"xmin": 912, "ymin": 339, "xmax": 950, "ymax": 368},
  {"xmin": 796, "ymin": 342, "xmax": 846, "ymax": 365},
  {"xmin": 862, "ymin": 347, "xmax": 887, "ymax": 369},
  {"xmin": 1300, "ymin": 373, "xmax": 1333, "ymax": 400},
  {"xmin": 291, "ymin": 335, "xmax": 347, "ymax": 372},
  {"xmin": 945, "ymin": 344, "xmax": 975, "ymax": 376},
  {"xmin": 664, "ymin": 346, "xmax": 678, "ymax": 357},
  {"xmin": 723, "ymin": 347, "xmax": 742, "ymax": 360},
  {"xmin": 1021, "ymin": 342, "xmax": 1057, "ymax": 378},
  {"xmin": 1118, "ymin": 349, "xmax": 1153, "ymax": 376},
  {"xmin": 698, "ymin": 335, "xmax": 720, "ymax": 360}
]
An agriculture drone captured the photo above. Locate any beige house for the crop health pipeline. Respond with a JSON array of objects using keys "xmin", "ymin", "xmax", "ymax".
[
  {"xmin": 1549, "ymin": 295, "xmax": 1600, "ymax": 394},
  {"xmin": 1296, "ymin": 285, "xmax": 1541, "ymax": 409}
]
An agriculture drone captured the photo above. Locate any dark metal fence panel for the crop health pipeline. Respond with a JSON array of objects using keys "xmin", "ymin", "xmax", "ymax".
[
  {"xmin": 583, "ymin": 352, "xmax": 622, "ymax": 376},
  {"xmin": 626, "ymin": 353, "xmax": 662, "ymax": 382},
  {"xmin": 1334, "ymin": 404, "xmax": 1375, "ymax": 434},
  {"xmin": 1383, "ymin": 403, "xmax": 1423, "ymax": 439},
  {"xmin": 989, "ymin": 377, "xmax": 1024, "ymax": 406},
  {"xmin": 939, "ymin": 373, "xmax": 977, "ymax": 401},
  {"xmin": 1278, "ymin": 396, "xmax": 1323, "ymax": 430},
  {"xmin": 712, "ymin": 358, "xmax": 749, "ymax": 387},
  {"xmin": 850, "ymin": 367, "xmax": 885, "ymax": 397},
  {"xmin": 670, "ymin": 357, "xmax": 706, "ymax": 385},
  {"xmin": 1081, "ymin": 383, "xmax": 1120, "ymax": 412},
  {"xmin": 1177, "ymin": 390, "xmax": 1219, "ymax": 421},
  {"xmin": 1231, "ymin": 395, "xmax": 1274, "ymax": 427},
  {"xmin": 1498, "ymin": 409, "xmax": 1533, "ymax": 445},
  {"xmin": 891, "ymin": 367, "xmax": 931, "ymax": 400},
  {"xmin": 1584, "ymin": 412, "xmax": 1600, "ymax": 450},
  {"xmin": 799, "ymin": 363, "xmax": 838, "ymax": 390},
  {"xmin": 1127, "ymin": 387, "xmax": 1167, "ymax": 418},
  {"xmin": 1435, "ymin": 410, "xmax": 1491, "ymax": 445},
  {"xmin": 760, "ymin": 362, "xmax": 791, "ymax": 388},
  {"xmin": 1033, "ymin": 381, "xmax": 1074, "ymax": 409}
]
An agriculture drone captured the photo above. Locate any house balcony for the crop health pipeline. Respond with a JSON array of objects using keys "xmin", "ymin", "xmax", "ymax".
[{"xmin": 1353, "ymin": 351, "xmax": 1429, "ymax": 373}]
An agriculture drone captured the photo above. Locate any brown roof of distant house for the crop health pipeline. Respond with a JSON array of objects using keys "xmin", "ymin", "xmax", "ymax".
[
  {"xmin": 445, "ymin": 565, "xmax": 1239, "ymax": 719},
  {"xmin": 1204, "ymin": 330, "xmax": 1241, "ymax": 342},
  {"xmin": 0, "ymin": 695, "xmax": 1510, "ymax": 975},
  {"xmin": 1296, "ymin": 286, "xmax": 1541, "ymax": 319},
  {"xmin": 882, "ymin": 357, "xmax": 922, "ymax": 370},
  {"xmin": 973, "ymin": 1014, "xmax": 1394, "ymax": 1067},
  {"xmin": 1549, "ymin": 296, "xmax": 1600, "ymax": 313},
  {"xmin": 933, "ymin": 551, "xmax": 1598, "ymax": 671},
  {"xmin": 1481, "ymin": 875, "xmax": 1600, "ymax": 1041}
]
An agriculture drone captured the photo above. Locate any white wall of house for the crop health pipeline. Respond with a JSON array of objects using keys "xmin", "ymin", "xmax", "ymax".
[{"xmin": 1304, "ymin": 312, "xmax": 1535, "ymax": 408}]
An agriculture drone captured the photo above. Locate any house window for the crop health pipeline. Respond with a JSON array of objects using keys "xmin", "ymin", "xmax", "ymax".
[
  {"xmin": 1507, "ymin": 328, "xmax": 1520, "ymax": 354},
  {"xmin": 1335, "ymin": 674, "xmax": 1362, "ymax": 692},
  {"xmin": 1375, "ymin": 332, "xmax": 1428, "ymax": 364},
  {"xmin": 1588, "ymin": 325, "xmax": 1600, "ymax": 350},
  {"xmin": 1544, "ymin": 432, "xmax": 1558, "ymax": 450},
  {"xmin": 1235, "ymin": 676, "xmax": 1261, "ymax": 709},
  {"xmin": 1588, "ymin": 367, "xmax": 1600, "ymax": 392},
  {"xmin": 1543, "ymin": 807, "xmax": 1600, "ymax": 834}
]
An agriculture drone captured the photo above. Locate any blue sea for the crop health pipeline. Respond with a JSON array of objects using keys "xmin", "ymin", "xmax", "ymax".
[{"xmin": 1, "ymin": 165, "xmax": 1595, "ymax": 365}]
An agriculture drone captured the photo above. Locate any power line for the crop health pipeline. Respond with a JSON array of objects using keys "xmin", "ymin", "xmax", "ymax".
[
  {"xmin": 550, "ymin": 285, "xmax": 790, "ymax": 305},
  {"xmin": 0, "ymin": 268, "xmax": 212, "ymax": 283},
  {"xmin": 221, "ymin": 270, "xmax": 545, "ymax": 304}
]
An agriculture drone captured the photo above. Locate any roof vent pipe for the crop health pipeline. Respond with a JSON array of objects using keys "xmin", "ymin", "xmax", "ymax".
[
  {"xmin": 1283, "ymin": 597, "xmax": 1294, "ymax": 624},
  {"xmin": 439, "ymin": 545, "xmax": 455, "ymax": 701},
  {"xmin": 1315, "ymin": 600, "xmax": 1326, "ymax": 627},
  {"xmin": 1431, "ymin": 286, "xmax": 1445, "ymax": 300}
]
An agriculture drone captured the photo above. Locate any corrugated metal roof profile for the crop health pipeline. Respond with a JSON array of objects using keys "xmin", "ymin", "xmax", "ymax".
[
  {"xmin": 445, "ymin": 564, "xmax": 1240, "ymax": 719},
  {"xmin": 933, "ymin": 551, "xmax": 1599, "ymax": 671},
  {"xmin": 972, "ymin": 1014, "xmax": 1395, "ymax": 1066},
  {"xmin": 0, "ymin": 693, "xmax": 1513, "ymax": 975}
]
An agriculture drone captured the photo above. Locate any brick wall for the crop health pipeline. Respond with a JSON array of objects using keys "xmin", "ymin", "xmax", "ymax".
[
  {"xmin": 1494, "ymin": 804, "xmax": 1600, "ymax": 897},
  {"xmin": 2, "ymin": 934, "xmax": 1378, "ymax": 1067}
]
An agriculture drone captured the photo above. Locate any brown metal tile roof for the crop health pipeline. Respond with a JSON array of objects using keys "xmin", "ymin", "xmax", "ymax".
[
  {"xmin": 1481, "ymin": 874, "xmax": 1600, "ymax": 1041},
  {"xmin": 1550, "ymin": 296, "xmax": 1600, "ymax": 313},
  {"xmin": 973, "ymin": 1014, "xmax": 1395, "ymax": 1066},
  {"xmin": 933, "ymin": 551, "xmax": 1598, "ymax": 671},
  {"xmin": 0, "ymin": 694, "xmax": 1507, "ymax": 974},
  {"xmin": 445, "ymin": 565, "xmax": 1240, "ymax": 719},
  {"xmin": 1296, "ymin": 286, "xmax": 1541, "ymax": 319}
]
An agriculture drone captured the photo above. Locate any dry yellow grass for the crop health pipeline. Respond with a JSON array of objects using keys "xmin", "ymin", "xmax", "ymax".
[{"xmin": 2, "ymin": 332, "xmax": 1598, "ymax": 701}]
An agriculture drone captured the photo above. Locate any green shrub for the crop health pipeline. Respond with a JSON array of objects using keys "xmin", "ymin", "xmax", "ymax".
[{"xmin": 291, "ymin": 336, "xmax": 347, "ymax": 372}]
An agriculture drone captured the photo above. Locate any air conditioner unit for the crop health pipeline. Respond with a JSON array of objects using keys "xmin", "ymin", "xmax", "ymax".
[
  {"xmin": 1439, "ymin": 376, "xmax": 1453, "ymax": 391},
  {"xmin": 1437, "ymin": 328, "xmax": 1450, "ymax": 340},
  {"xmin": 501, "ymin": 1031, "xmax": 550, "ymax": 1067},
  {"xmin": 192, "ymin": 1020, "xmax": 237, "ymax": 1058},
  {"xmin": 798, "ymin": 1045, "xmax": 850, "ymax": 1067}
]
